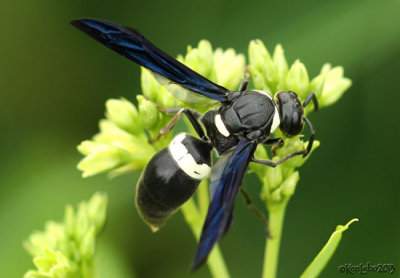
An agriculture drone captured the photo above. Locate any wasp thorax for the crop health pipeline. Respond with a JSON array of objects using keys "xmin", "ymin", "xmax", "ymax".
[{"xmin": 275, "ymin": 91, "xmax": 304, "ymax": 136}]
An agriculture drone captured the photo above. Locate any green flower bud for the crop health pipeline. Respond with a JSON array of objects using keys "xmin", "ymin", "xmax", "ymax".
[
  {"xmin": 33, "ymin": 248, "xmax": 58, "ymax": 272},
  {"xmin": 141, "ymin": 67, "xmax": 161, "ymax": 102},
  {"xmin": 80, "ymin": 226, "xmax": 95, "ymax": 260},
  {"xmin": 213, "ymin": 48, "xmax": 245, "ymax": 90},
  {"xmin": 248, "ymin": 40, "xmax": 275, "ymax": 88},
  {"xmin": 49, "ymin": 264, "xmax": 73, "ymax": 278},
  {"xmin": 184, "ymin": 40, "xmax": 213, "ymax": 78},
  {"xmin": 76, "ymin": 203, "xmax": 90, "ymax": 240},
  {"xmin": 24, "ymin": 232, "xmax": 50, "ymax": 257},
  {"xmin": 251, "ymin": 69, "xmax": 272, "ymax": 93},
  {"xmin": 77, "ymin": 118, "xmax": 155, "ymax": 178},
  {"xmin": 105, "ymin": 98, "xmax": 140, "ymax": 134},
  {"xmin": 44, "ymin": 222, "xmax": 65, "ymax": 249},
  {"xmin": 285, "ymin": 60, "xmax": 310, "ymax": 99},
  {"xmin": 77, "ymin": 142, "xmax": 130, "ymax": 178},
  {"xmin": 310, "ymin": 63, "xmax": 331, "ymax": 97},
  {"xmin": 95, "ymin": 120, "xmax": 146, "ymax": 145},
  {"xmin": 320, "ymin": 65, "xmax": 352, "ymax": 107},
  {"xmin": 281, "ymin": 171, "xmax": 300, "ymax": 197},
  {"xmin": 269, "ymin": 186, "xmax": 283, "ymax": 204},
  {"xmin": 108, "ymin": 161, "xmax": 149, "ymax": 178},
  {"xmin": 273, "ymin": 44, "xmax": 288, "ymax": 91},
  {"xmin": 87, "ymin": 192, "xmax": 107, "ymax": 233},
  {"xmin": 265, "ymin": 164, "xmax": 283, "ymax": 192},
  {"xmin": 137, "ymin": 95, "xmax": 160, "ymax": 131},
  {"xmin": 157, "ymin": 84, "xmax": 184, "ymax": 108},
  {"xmin": 64, "ymin": 205, "xmax": 75, "ymax": 238},
  {"xmin": 198, "ymin": 40, "xmax": 214, "ymax": 65},
  {"xmin": 24, "ymin": 193, "xmax": 107, "ymax": 278},
  {"xmin": 24, "ymin": 270, "xmax": 48, "ymax": 278},
  {"xmin": 31, "ymin": 249, "xmax": 73, "ymax": 278}
]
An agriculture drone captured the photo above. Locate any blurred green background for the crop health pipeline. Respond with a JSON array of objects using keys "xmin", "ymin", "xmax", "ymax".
[{"xmin": 1, "ymin": 0, "xmax": 399, "ymax": 277}]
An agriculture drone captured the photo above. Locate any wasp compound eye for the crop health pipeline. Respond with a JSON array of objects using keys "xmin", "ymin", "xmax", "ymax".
[{"xmin": 275, "ymin": 91, "xmax": 305, "ymax": 136}]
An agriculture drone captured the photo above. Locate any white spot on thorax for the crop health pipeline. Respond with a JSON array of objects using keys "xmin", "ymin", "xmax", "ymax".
[
  {"xmin": 168, "ymin": 133, "xmax": 211, "ymax": 180},
  {"xmin": 215, "ymin": 114, "xmax": 230, "ymax": 137},
  {"xmin": 270, "ymin": 106, "xmax": 280, "ymax": 133}
]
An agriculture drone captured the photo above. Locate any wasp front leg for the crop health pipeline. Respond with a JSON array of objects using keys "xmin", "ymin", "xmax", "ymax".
[{"xmin": 250, "ymin": 149, "xmax": 306, "ymax": 167}]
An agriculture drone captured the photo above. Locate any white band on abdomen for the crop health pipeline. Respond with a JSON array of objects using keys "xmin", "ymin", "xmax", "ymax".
[{"xmin": 168, "ymin": 133, "xmax": 211, "ymax": 180}]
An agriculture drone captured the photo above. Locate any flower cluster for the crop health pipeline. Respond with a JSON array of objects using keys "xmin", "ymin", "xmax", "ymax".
[
  {"xmin": 248, "ymin": 40, "xmax": 351, "ymax": 109},
  {"xmin": 75, "ymin": 36, "xmax": 352, "ymax": 222},
  {"xmin": 71, "ymin": 38, "xmax": 352, "ymax": 278},
  {"xmin": 77, "ymin": 40, "xmax": 245, "ymax": 178},
  {"xmin": 248, "ymin": 40, "xmax": 351, "ymax": 208},
  {"xmin": 24, "ymin": 192, "xmax": 107, "ymax": 278}
]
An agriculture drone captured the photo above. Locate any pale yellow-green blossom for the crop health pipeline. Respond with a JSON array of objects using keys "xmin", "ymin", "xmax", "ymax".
[
  {"xmin": 24, "ymin": 193, "xmax": 107, "ymax": 278},
  {"xmin": 77, "ymin": 40, "xmax": 246, "ymax": 178}
]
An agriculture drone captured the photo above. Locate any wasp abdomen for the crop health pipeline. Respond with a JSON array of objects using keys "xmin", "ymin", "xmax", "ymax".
[{"xmin": 136, "ymin": 133, "xmax": 211, "ymax": 231}]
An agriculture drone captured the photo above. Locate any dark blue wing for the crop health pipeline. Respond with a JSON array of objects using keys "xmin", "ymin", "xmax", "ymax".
[
  {"xmin": 70, "ymin": 18, "xmax": 229, "ymax": 101},
  {"xmin": 191, "ymin": 139, "xmax": 257, "ymax": 270}
]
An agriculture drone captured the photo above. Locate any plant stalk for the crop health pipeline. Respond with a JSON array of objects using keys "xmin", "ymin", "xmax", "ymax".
[
  {"xmin": 181, "ymin": 198, "xmax": 231, "ymax": 278},
  {"xmin": 262, "ymin": 203, "xmax": 288, "ymax": 278}
]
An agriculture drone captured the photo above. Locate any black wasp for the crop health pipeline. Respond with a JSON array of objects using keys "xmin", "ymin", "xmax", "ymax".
[{"xmin": 71, "ymin": 18, "xmax": 318, "ymax": 270}]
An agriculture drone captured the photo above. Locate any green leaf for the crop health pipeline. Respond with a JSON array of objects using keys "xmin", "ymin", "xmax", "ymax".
[{"xmin": 301, "ymin": 219, "xmax": 359, "ymax": 278}]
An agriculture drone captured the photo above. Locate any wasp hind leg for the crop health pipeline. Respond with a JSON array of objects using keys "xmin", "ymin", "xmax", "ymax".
[
  {"xmin": 144, "ymin": 98, "xmax": 206, "ymax": 143},
  {"xmin": 240, "ymin": 187, "xmax": 271, "ymax": 238}
]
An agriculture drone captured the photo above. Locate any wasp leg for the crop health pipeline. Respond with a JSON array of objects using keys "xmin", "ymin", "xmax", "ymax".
[
  {"xmin": 250, "ymin": 149, "xmax": 305, "ymax": 167},
  {"xmin": 302, "ymin": 117, "xmax": 315, "ymax": 157},
  {"xmin": 263, "ymin": 138, "xmax": 284, "ymax": 157},
  {"xmin": 240, "ymin": 187, "xmax": 271, "ymax": 238},
  {"xmin": 301, "ymin": 92, "xmax": 318, "ymax": 157},
  {"xmin": 303, "ymin": 92, "xmax": 319, "ymax": 112},
  {"xmin": 238, "ymin": 65, "xmax": 250, "ymax": 92},
  {"xmin": 144, "ymin": 99, "xmax": 206, "ymax": 143},
  {"xmin": 264, "ymin": 137, "xmax": 283, "ymax": 145}
]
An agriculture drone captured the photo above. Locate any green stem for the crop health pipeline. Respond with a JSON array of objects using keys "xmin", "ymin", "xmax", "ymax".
[
  {"xmin": 81, "ymin": 260, "xmax": 94, "ymax": 278},
  {"xmin": 262, "ymin": 203, "xmax": 288, "ymax": 278},
  {"xmin": 181, "ymin": 198, "xmax": 231, "ymax": 278},
  {"xmin": 207, "ymin": 245, "xmax": 230, "ymax": 278},
  {"xmin": 197, "ymin": 179, "xmax": 210, "ymax": 216}
]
